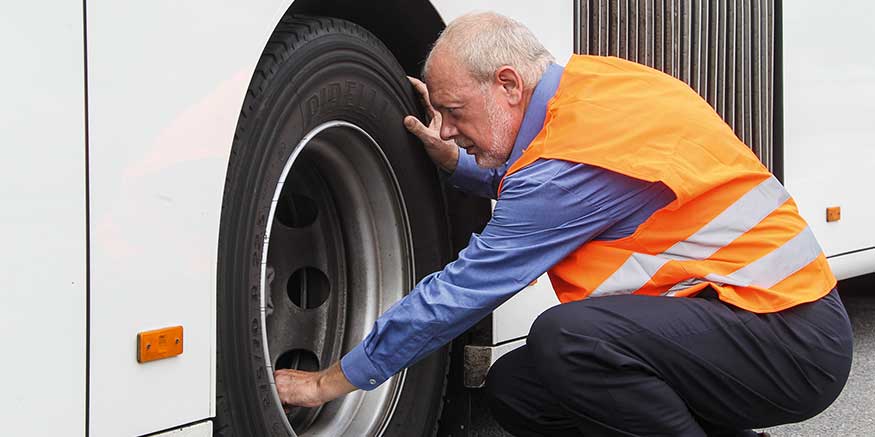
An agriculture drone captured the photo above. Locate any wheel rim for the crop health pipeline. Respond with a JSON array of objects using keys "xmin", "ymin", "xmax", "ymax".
[{"xmin": 260, "ymin": 121, "xmax": 413, "ymax": 436}]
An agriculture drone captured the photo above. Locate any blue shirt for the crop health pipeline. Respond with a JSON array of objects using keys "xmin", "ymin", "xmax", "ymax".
[{"xmin": 340, "ymin": 64, "xmax": 676, "ymax": 390}]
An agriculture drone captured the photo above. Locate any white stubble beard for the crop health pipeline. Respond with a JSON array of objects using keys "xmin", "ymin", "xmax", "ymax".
[{"xmin": 475, "ymin": 92, "xmax": 516, "ymax": 168}]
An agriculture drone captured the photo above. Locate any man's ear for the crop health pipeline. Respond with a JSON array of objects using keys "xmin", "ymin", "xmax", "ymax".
[{"xmin": 495, "ymin": 66, "xmax": 524, "ymax": 106}]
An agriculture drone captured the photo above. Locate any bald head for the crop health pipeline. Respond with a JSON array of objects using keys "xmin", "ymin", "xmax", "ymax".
[{"xmin": 423, "ymin": 12, "xmax": 554, "ymax": 90}]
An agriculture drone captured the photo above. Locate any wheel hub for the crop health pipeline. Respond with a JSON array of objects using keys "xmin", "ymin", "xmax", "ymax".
[{"xmin": 260, "ymin": 121, "xmax": 413, "ymax": 436}]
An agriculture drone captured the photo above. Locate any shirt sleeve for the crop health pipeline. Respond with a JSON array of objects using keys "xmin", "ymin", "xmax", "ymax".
[
  {"xmin": 444, "ymin": 149, "xmax": 503, "ymax": 199},
  {"xmin": 340, "ymin": 159, "xmax": 674, "ymax": 390}
]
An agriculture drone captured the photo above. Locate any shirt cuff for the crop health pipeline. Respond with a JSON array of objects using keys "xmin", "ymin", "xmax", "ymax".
[
  {"xmin": 445, "ymin": 149, "xmax": 483, "ymax": 191},
  {"xmin": 340, "ymin": 343, "xmax": 387, "ymax": 391}
]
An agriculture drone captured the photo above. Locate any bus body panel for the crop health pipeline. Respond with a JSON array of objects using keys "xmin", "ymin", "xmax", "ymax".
[
  {"xmin": 782, "ymin": 0, "xmax": 875, "ymax": 262},
  {"xmin": 85, "ymin": 1, "xmax": 291, "ymax": 435},
  {"xmin": 151, "ymin": 421, "xmax": 212, "ymax": 437},
  {"xmin": 829, "ymin": 250, "xmax": 875, "ymax": 281},
  {"xmin": 0, "ymin": 2, "xmax": 88, "ymax": 436}
]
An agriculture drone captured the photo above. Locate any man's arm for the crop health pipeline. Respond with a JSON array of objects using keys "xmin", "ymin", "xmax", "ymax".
[
  {"xmin": 276, "ymin": 159, "xmax": 675, "ymax": 402},
  {"xmin": 341, "ymin": 161, "xmax": 602, "ymax": 389}
]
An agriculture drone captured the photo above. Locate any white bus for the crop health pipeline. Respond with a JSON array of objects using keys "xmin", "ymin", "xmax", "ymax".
[{"xmin": 2, "ymin": 0, "xmax": 872, "ymax": 436}]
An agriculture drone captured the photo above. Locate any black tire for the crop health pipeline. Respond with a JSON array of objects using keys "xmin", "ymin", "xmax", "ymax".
[{"xmin": 216, "ymin": 15, "xmax": 452, "ymax": 437}]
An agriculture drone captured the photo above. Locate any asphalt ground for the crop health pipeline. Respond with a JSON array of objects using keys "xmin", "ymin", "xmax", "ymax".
[{"xmin": 474, "ymin": 274, "xmax": 875, "ymax": 437}]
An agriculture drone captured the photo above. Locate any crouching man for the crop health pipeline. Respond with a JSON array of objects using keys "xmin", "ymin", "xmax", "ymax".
[{"xmin": 275, "ymin": 11, "xmax": 852, "ymax": 437}]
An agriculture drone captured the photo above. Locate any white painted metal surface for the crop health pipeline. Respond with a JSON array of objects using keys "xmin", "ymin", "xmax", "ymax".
[
  {"xmin": 783, "ymin": 1, "xmax": 875, "ymax": 266},
  {"xmin": 151, "ymin": 421, "xmax": 212, "ymax": 437},
  {"xmin": 0, "ymin": 2, "xmax": 87, "ymax": 436},
  {"xmin": 431, "ymin": 0, "xmax": 574, "ymax": 345},
  {"xmin": 85, "ymin": 1, "xmax": 290, "ymax": 435},
  {"xmin": 464, "ymin": 337, "xmax": 527, "ymax": 388},
  {"xmin": 829, "ymin": 250, "xmax": 875, "ymax": 282},
  {"xmin": 491, "ymin": 279, "xmax": 560, "ymax": 343}
]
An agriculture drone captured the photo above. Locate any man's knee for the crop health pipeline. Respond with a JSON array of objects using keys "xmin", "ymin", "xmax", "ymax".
[
  {"xmin": 528, "ymin": 302, "xmax": 604, "ymax": 363},
  {"xmin": 527, "ymin": 301, "xmax": 635, "ymax": 398}
]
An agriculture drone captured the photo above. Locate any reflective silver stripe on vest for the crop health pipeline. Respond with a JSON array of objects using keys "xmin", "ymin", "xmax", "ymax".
[
  {"xmin": 591, "ymin": 176, "xmax": 797, "ymax": 297},
  {"xmin": 590, "ymin": 253, "xmax": 668, "ymax": 297},
  {"xmin": 704, "ymin": 227, "xmax": 823, "ymax": 288},
  {"xmin": 663, "ymin": 176, "xmax": 789, "ymax": 261}
]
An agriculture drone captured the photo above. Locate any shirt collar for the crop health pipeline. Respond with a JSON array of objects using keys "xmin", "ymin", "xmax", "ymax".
[{"xmin": 503, "ymin": 63, "xmax": 565, "ymax": 171}]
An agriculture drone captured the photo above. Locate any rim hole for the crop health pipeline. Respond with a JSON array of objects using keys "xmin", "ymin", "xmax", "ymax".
[
  {"xmin": 287, "ymin": 267, "xmax": 330, "ymax": 309},
  {"xmin": 276, "ymin": 193, "xmax": 318, "ymax": 227},
  {"xmin": 275, "ymin": 349, "xmax": 320, "ymax": 372}
]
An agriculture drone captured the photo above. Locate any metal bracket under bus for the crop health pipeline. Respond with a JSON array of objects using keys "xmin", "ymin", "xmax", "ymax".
[{"xmin": 463, "ymin": 338, "xmax": 526, "ymax": 388}]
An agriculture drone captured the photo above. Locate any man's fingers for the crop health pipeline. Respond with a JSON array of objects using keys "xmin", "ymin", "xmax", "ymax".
[
  {"xmin": 407, "ymin": 75, "xmax": 428, "ymax": 96},
  {"xmin": 403, "ymin": 115, "xmax": 457, "ymax": 172},
  {"xmin": 405, "ymin": 115, "xmax": 442, "ymax": 147},
  {"xmin": 407, "ymin": 76, "xmax": 429, "ymax": 101},
  {"xmin": 275, "ymin": 368, "xmax": 298, "ymax": 377},
  {"xmin": 407, "ymin": 76, "xmax": 436, "ymax": 115},
  {"xmin": 404, "ymin": 115, "xmax": 428, "ymax": 139},
  {"xmin": 274, "ymin": 368, "xmax": 320, "ymax": 408},
  {"xmin": 405, "ymin": 115, "xmax": 449, "ymax": 152}
]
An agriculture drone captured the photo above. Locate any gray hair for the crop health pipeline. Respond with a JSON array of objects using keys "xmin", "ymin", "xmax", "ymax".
[{"xmin": 423, "ymin": 11, "xmax": 555, "ymax": 90}]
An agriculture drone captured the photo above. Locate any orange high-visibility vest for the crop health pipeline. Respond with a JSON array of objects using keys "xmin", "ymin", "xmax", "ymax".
[{"xmin": 501, "ymin": 55, "xmax": 835, "ymax": 313}]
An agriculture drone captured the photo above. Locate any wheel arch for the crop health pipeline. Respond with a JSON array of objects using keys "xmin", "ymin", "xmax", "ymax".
[{"xmin": 285, "ymin": 0, "xmax": 445, "ymax": 77}]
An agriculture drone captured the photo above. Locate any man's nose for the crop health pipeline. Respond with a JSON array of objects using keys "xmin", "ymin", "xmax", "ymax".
[{"xmin": 440, "ymin": 122, "xmax": 458, "ymax": 141}]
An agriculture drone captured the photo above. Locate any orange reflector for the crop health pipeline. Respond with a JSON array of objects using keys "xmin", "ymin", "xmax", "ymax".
[
  {"xmin": 826, "ymin": 206, "xmax": 841, "ymax": 223},
  {"xmin": 137, "ymin": 326, "xmax": 184, "ymax": 363}
]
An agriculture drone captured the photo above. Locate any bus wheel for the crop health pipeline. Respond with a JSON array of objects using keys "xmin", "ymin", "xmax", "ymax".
[{"xmin": 215, "ymin": 15, "xmax": 451, "ymax": 437}]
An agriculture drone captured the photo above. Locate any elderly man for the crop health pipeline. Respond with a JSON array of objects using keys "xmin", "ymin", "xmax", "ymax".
[{"xmin": 275, "ymin": 12, "xmax": 853, "ymax": 436}]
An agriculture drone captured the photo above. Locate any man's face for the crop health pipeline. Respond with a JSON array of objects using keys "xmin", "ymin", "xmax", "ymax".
[{"xmin": 427, "ymin": 52, "xmax": 522, "ymax": 168}]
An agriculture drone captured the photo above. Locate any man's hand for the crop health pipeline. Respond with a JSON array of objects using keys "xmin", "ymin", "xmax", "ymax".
[
  {"xmin": 403, "ymin": 76, "xmax": 459, "ymax": 173},
  {"xmin": 275, "ymin": 362, "xmax": 357, "ymax": 408}
]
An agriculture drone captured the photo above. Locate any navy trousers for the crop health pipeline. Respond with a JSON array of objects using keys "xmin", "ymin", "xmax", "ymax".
[{"xmin": 485, "ymin": 288, "xmax": 853, "ymax": 437}]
